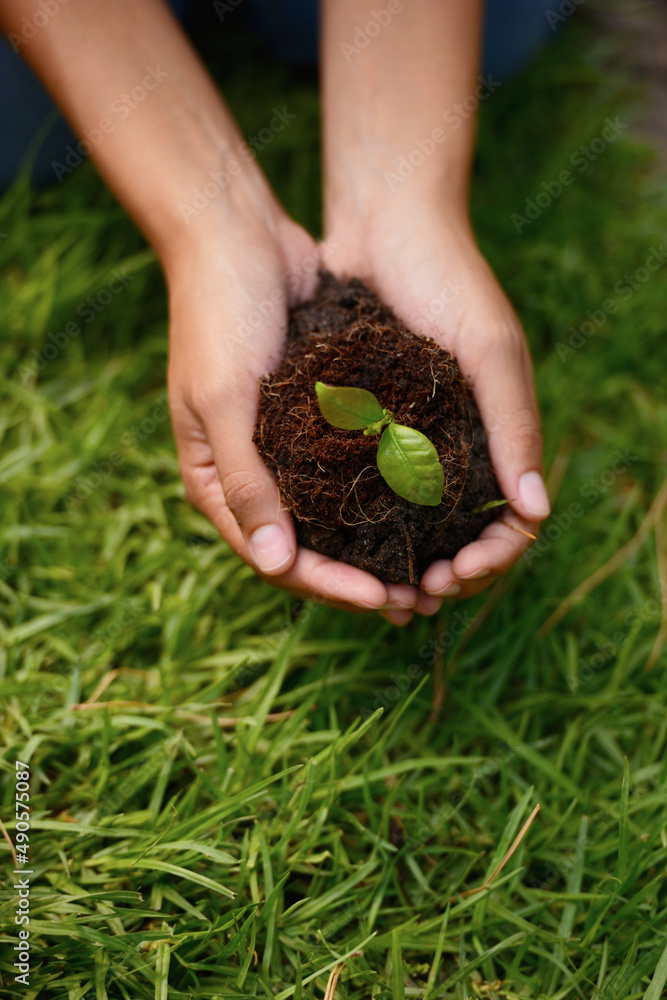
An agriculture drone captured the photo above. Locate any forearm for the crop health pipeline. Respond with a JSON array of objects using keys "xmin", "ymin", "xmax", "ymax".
[
  {"xmin": 321, "ymin": 0, "xmax": 484, "ymax": 230},
  {"xmin": 0, "ymin": 0, "xmax": 278, "ymax": 269}
]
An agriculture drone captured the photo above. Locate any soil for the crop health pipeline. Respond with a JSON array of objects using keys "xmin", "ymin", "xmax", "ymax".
[{"xmin": 254, "ymin": 272, "xmax": 503, "ymax": 584}]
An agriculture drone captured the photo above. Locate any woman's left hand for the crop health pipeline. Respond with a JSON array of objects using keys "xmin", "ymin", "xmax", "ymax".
[{"xmin": 325, "ymin": 204, "xmax": 550, "ymax": 625}]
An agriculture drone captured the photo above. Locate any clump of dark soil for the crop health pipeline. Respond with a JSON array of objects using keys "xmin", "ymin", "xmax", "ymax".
[{"xmin": 254, "ymin": 272, "xmax": 503, "ymax": 584}]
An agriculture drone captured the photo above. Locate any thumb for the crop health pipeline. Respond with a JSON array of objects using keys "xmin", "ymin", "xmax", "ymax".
[
  {"xmin": 207, "ymin": 394, "xmax": 297, "ymax": 575},
  {"xmin": 471, "ymin": 332, "xmax": 550, "ymax": 523}
]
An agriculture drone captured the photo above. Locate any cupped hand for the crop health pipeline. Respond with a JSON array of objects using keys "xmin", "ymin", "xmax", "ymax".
[
  {"xmin": 326, "ymin": 205, "xmax": 550, "ymax": 620},
  {"xmin": 166, "ymin": 209, "xmax": 425, "ymax": 617}
]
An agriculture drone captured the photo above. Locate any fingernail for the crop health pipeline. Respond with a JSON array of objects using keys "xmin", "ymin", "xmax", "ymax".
[
  {"xmin": 518, "ymin": 471, "xmax": 551, "ymax": 518},
  {"xmin": 435, "ymin": 582, "xmax": 461, "ymax": 597},
  {"xmin": 458, "ymin": 568, "xmax": 490, "ymax": 580},
  {"xmin": 248, "ymin": 524, "xmax": 293, "ymax": 573}
]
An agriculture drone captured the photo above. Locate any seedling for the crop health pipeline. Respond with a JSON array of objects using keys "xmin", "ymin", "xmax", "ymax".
[{"xmin": 315, "ymin": 382, "xmax": 445, "ymax": 506}]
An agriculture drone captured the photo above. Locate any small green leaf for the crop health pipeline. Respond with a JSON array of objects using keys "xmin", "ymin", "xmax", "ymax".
[
  {"xmin": 315, "ymin": 382, "xmax": 384, "ymax": 430},
  {"xmin": 471, "ymin": 498, "xmax": 512, "ymax": 514},
  {"xmin": 376, "ymin": 422, "xmax": 444, "ymax": 506}
]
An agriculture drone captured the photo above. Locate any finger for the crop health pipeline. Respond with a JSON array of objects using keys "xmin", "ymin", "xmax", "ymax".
[
  {"xmin": 265, "ymin": 545, "xmax": 388, "ymax": 608},
  {"xmin": 201, "ymin": 390, "xmax": 297, "ymax": 576},
  {"xmin": 413, "ymin": 591, "xmax": 443, "ymax": 616},
  {"xmin": 419, "ymin": 562, "xmax": 461, "ymax": 597},
  {"xmin": 450, "ymin": 515, "xmax": 536, "ymax": 580},
  {"xmin": 174, "ymin": 412, "xmax": 249, "ymax": 559},
  {"xmin": 469, "ymin": 331, "xmax": 550, "ymax": 524},
  {"xmin": 278, "ymin": 587, "xmax": 378, "ymax": 615},
  {"xmin": 420, "ymin": 559, "xmax": 494, "ymax": 599},
  {"xmin": 177, "ymin": 428, "xmax": 390, "ymax": 610},
  {"xmin": 385, "ymin": 583, "xmax": 419, "ymax": 610},
  {"xmin": 380, "ymin": 608, "xmax": 415, "ymax": 626}
]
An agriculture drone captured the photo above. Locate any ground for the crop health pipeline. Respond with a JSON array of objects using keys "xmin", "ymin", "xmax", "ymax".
[{"xmin": 1, "ymin": 10, "xmax": 667, "ymax": 1000}]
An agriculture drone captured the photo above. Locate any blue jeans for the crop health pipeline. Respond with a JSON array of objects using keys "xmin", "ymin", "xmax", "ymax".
[{"xmin": 0, "ymin": 0, "xmax": 564, "ymax": 190}]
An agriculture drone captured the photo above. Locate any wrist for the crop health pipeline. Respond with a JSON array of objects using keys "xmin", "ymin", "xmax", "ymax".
[
  {"xmin": 157, "ymin": 155, "xmax": 285, "ymax": 282},
  {"xmin": 324, "ymin": 190, "xmax": 475, "ymax": 273}
]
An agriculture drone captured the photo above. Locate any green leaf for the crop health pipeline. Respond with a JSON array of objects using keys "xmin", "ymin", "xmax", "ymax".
[
  {"xmin": 642, "ymin": 941, "xmax": 667, "ymax": 1000},
  {"xmin": 472, "ymin": 498, "xmax": 512, "ymax": 514},
  {"xmin": 618, "ymin": 756, "xmax": 630, "ymax": 881},
  {"xmin": 392, "ymin": 929, "xmax": 406, "ymax": 1000},
  {"xmin": 376, "ymin": 422, "xmax": 444, "ymax": 506},
  {"xmin": 315, "ymin": 382, "xmax": 384, "ymax": 430}
]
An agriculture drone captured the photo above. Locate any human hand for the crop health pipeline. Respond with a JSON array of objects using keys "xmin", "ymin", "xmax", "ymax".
[
  {"xmin": 326, "ymin": 205, "xmax": 550, "ymax": 623},
  {"xmin": 166, "ymin": 208, "xmax": 426, "ymax": 617}
]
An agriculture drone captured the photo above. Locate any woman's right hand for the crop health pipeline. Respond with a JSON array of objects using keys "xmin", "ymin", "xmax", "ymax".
[{"xmin": 166, "ymin": 208, "xmax": 429, "ymax": 617}]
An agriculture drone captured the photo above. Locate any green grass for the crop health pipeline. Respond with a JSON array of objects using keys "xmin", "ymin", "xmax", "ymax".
[{"xmin": 2, "ymin": 18, "xmax": 667, "ymax": 1000}]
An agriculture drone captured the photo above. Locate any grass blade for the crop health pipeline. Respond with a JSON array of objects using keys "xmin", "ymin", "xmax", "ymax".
[{"xmin": 392, "ymin": 928, "xmax": 405, "ymax": 1000}]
